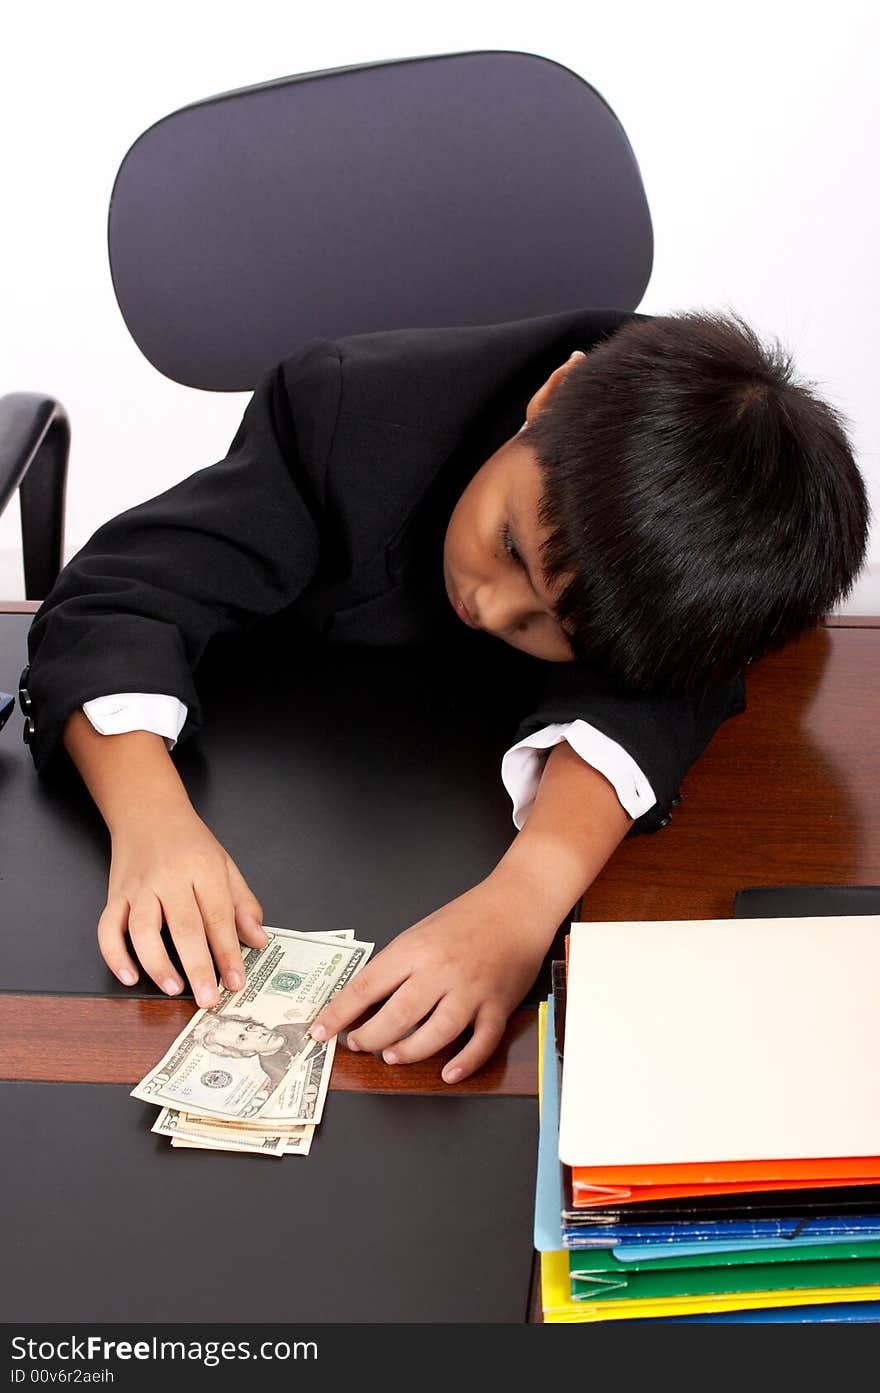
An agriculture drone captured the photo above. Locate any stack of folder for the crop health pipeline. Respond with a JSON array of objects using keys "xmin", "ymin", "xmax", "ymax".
[{"xmin": 534, "ymin": 906, "xmax": 880, "ymax": 1323}]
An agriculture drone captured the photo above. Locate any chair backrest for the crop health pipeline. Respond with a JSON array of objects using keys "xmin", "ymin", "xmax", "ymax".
[{"xmin": 108, "ymin": 49, "xmax": 653, "ymax": 391}]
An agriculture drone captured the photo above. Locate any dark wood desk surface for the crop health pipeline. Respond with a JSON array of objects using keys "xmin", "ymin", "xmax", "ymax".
[
  {"xmin": 583, "ymin": 617, "xmax": 880, "ymax": 924},
  {"xmin": 4, "ymin": 604, "xmax": 880, "ymax": 1324}
]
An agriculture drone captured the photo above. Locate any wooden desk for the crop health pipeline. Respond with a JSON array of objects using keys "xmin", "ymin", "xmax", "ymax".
[
  {"xmin": 583, "ymin": 616, "xmax": 880, "ymax": 924},
  {"xmin": 3, "ymin": 604, "xmax": 879, "ymax": 1325}
]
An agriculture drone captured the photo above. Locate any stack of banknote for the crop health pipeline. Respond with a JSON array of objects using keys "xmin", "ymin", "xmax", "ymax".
[{"xmin": 131, "ymin": 926, "xmax": 373, "ymax": 1156}]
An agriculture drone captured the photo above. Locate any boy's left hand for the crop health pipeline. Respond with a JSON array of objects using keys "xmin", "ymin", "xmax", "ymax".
[{"xmin": 307, "ymin": 875, "xmax": 556, "ymax": 1083}]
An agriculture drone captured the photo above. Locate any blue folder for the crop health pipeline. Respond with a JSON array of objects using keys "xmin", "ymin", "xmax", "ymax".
[
  {"xmin": 533, "ymin": 994, "xmax": 564, "ymax": 1252},
  {"xmin": 625, "ymin": 1302, "xmax": 880, "ymax": 1323},
  {"xmin": 563, "ymin": 1218, "xmax": 880, "ymax": 1249}
]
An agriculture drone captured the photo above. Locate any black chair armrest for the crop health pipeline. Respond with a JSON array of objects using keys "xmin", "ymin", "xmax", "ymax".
[{"xmin": 0, "ymin": 392, "xmax": 70, "ymax": 598}]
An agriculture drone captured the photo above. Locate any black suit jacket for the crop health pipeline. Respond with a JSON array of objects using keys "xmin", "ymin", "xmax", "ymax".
[{"xmin": 23, "ymin": 306, "xmax": 745, "ymax": 833}]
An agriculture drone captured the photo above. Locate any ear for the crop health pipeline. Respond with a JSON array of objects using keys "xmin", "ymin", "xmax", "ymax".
[{"xmin": 522, "ymin": 350, "xmax": 586, "ymax": 427}]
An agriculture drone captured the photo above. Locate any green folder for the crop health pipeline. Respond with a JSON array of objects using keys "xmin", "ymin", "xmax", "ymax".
[{"xmin": 569, "ymin": 1248, "xmax": 880, "ymax": 1302}]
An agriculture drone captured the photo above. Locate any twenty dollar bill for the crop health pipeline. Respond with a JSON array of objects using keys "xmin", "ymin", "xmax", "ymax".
[{"xmin": 132, "ymin": 926, "xmax": 372, "ymax": 1125}]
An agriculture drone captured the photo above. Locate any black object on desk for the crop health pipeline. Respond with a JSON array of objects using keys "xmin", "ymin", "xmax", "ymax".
[
  {"xmin": 734, "ymin": 885, "xmax": 880, "ymax": 918},
  {"xmin": 0, "ymin": 1082, "xmax": 537, "ymax": 1322}
]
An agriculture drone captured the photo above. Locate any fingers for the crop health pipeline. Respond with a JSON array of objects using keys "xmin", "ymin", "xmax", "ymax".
[
  {"xmin": 309, "ymin": 950, "xmax": 411, "ymax": 1041},
  {"xmin": 102, "ymin": 892, "xmax": 185, "ymax": 997},
  {"xmin": 158, "ymin": 885, "xmax": 225, "ymax": 1008},
  {"xmin": 97, "ymin": 896, "xmax": 146, "ymax": 988},
  {"xmin": 225, "ymin": 856, "xmax": 269, "ymax": 949},
  {"xmin": 192, "ymin": 880, "xmax": 247, "ymax": 993},
  {"xmin": 105, "ymin": 885, "xmax": 226, "ymax": 1006},
  {"xmin": 337, "ymin": 988, "xmax": 508, "ymax": 1082},
  {"xmin": 362, "ymin": 986, "xmax": 467, "ymax": 1058},
  {"xmin": 344, "ymin": 979, "xmax": 441, "ymax": 1055},
  {"xmin": 102, "ymin": 848, "xmax": 268, "ymax": 1001},
  {"xmin": 440, "ymin": 1006, "xmax": 507, "ymax": 1084}
]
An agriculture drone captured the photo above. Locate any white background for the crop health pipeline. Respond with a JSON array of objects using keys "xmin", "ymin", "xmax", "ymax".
[{"xmin": 2, "ymin": 0, "xmax": 878, "ymax": 606}]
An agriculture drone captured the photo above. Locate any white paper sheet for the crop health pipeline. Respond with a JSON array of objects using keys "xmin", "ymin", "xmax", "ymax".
[{"xmin": 558, "ymin": 914, "xmax": 880, "ymax": 1168}]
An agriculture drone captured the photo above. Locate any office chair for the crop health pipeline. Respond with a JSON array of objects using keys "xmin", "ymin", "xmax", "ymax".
[{"xmin": 0, "ymin": 47, "xmax": 652, "ymax": 603}]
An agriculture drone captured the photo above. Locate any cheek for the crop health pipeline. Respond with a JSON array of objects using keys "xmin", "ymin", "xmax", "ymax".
[
  {"xmin": 444, "ymin": 504, "xmax": 475, "ymax": 584},
  {"xmin": 442, "ymin": 504, "xmax": 460, "ymax": 568},
  {"xmin": 446, "ymin": 476, "xmax": 492, "ymax": 568}
]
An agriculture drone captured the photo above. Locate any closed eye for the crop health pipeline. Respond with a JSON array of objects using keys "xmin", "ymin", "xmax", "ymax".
[{"xmin": 497, "ymin": 521, "xmax": 524, "ymax": 567}]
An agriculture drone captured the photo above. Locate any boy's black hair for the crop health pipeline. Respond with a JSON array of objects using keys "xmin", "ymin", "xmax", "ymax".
[{"xmin": 527, "ymin": 309, "xmax": 871, "ymax": 693}]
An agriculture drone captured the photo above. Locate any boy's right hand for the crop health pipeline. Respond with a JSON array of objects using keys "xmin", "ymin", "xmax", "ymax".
[{"xmin": 97, "ymin": 807, "xmax": 268, "ymax": 1007}]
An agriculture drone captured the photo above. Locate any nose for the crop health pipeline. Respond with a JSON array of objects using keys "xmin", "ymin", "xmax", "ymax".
[{"xmin": 473, "ymin": 581, "xmax": 522, "ymax": 636}]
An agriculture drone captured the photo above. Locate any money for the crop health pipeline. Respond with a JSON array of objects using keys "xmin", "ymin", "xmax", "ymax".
[
  {"xmin": 135, "ymin": 927, "xmax": 370, "ymax": 1155},
  {"xmin": 151, "ymin": 1107, "xmax": 315, "ymax": 1156},
  {"xmin": 169, "ymin": 1137, "xmax": 313, "ymax": 1154}
]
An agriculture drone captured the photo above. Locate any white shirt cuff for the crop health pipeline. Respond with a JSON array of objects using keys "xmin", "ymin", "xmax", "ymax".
[
  {"xmin": 82, "ymin": 693, "xmax": 187, "ymax": 753},
  {"xmin": 501, "ymin": 719, "xmax": 657, "ymax": 830}
]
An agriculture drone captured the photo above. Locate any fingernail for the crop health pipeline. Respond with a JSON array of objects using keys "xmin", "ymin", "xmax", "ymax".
[
  {"xmin": 163, "ymin": 978, "xmax": 182, "ymax": 996},
  {"xmin": 346, "ymin": 1035, "xmax": 360, "ymax": 1052},
  {"xmin": 309, "ymin": 1024, "xmax": 327, "ymax": 1042},
  {"xmin": 195, "ymin": 984, "xmax": 217, "ymax": 1008},
  {"xmin": 118, "ymin": 968, "xmax": 138, "ymax": 986},
  {"xmin": 443, "ymin": 1066, "xmax": 463, "ymax": 1084},
  {"xmin": 226, "ymin": 969, "xmax": 243, "ymax": 990},
  {"xmin": 383, "ymin": 1050, "xmax": 398, "ymax": 1065}
]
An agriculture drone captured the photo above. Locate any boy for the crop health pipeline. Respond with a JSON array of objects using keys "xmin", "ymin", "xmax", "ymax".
[{"xmin": 20, "ymin": 307, "xmax": 869, "ymax": 1083}]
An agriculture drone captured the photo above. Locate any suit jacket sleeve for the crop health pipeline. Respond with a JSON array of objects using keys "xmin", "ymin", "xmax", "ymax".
[
  {"xmin": 512, "ymin": 663, "xmax": 747, "ymax": 836},
  {"xmin": 24, "ymin": 340, "xmax": 342, "ymax": 774}
]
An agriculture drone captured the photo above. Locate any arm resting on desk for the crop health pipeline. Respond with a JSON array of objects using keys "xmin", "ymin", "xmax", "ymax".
[
  {"xmin": 79, "ymin": 690, "xmax": 655, "ymax": 828},
  {"xmin": 494, "ymin": 738, "xmax": 635, "ymax": 925},
  {"xmin": 308, "ymin": 740, "xmax": 633, "ymax": 1082},
  {"xmin": 502, "ymin": 717, "xmax": 656, "ymax": 828},
  {"xmin": 511, "ymin": 663, "xmax": 747, "ymax": 834},
  {"xmin": 82, "ymin": 693, "xmax": 186, "ymax": 750},
  {"xmin": 61, "ymin": 709, "xmax": 268, "ymax": 1006}
]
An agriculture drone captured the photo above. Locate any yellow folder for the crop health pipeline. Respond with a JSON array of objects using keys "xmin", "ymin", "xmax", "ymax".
[{"xmin": 540, "ymin": 1251, "xmax": 880, "ymax": 1322}]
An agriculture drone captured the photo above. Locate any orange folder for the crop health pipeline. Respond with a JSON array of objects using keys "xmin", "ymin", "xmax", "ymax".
[
  {"xmin": 571, "ymin": 1156, "xmax": 880, "ymax": 1194},
  {"xmin": 572, "ymin": 1170, "xmax": 880, "ymax": 1207}
]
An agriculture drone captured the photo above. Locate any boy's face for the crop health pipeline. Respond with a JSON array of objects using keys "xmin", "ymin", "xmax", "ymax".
[{"xmin": 442, "ymin": 354, "xmax": 581, "ymax": 664}]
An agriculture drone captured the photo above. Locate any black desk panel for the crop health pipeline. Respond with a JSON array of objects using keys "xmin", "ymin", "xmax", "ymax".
[
  {"xmin": 1, "ymin": 613, "xmax": 568, "ymax": 997},
  {"xmin": 1, "ymin": 1082, "xmax": 537, "ymax": 1322}
]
